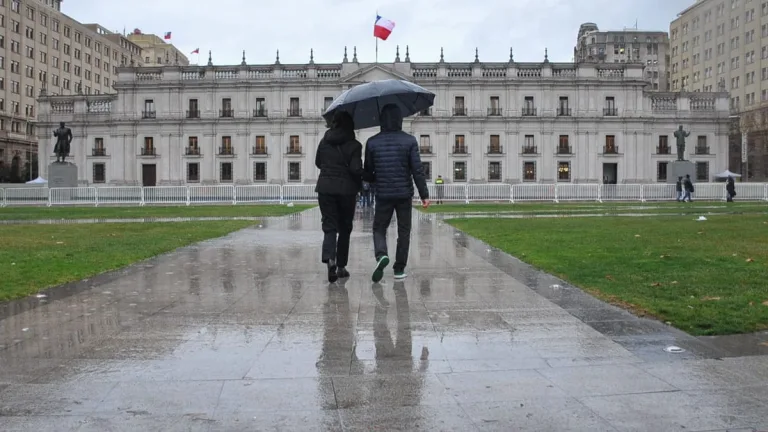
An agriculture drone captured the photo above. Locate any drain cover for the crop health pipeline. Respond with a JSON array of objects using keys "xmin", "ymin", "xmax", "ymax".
[{"xmin": 664, "ymin": 346, "xmax": 685, "ymax": 353}]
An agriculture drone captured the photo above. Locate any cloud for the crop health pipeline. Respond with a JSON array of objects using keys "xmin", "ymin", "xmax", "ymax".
[{"xmin": 62, "ymin": 0, "xmax": 691, "ymax": 65}]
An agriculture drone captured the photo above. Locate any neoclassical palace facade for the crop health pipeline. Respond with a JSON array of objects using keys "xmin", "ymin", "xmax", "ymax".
[{"xmin": 35, "ymin": 51, "xmax": 731, "ymax": 186}]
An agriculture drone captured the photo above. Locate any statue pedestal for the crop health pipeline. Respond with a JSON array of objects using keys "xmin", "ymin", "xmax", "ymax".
[
  {"xmin": 48, "ymin": 162, "xmax": 78, "ymax": 188},
  {"xmin": 667, "ymin": 160, "xmax": 696, "ymax": 184}
]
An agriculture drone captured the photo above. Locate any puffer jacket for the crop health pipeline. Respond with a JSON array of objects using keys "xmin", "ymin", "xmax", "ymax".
[
  {"xmin": 314, "ymin": 127, "xmax": 364, "ymax": 196},
  {"xmin": 363, "ymin": 105, "xmax": 429, "ymax": 200}
]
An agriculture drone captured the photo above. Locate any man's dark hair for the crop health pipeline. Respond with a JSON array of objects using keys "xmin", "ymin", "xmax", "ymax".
[{"xmin": 331, "ymin": 111, "xmax": 355, "ymax": 132}]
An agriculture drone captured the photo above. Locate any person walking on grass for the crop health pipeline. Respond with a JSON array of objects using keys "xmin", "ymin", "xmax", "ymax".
[
  {"xmin": 315, "ymin": 111, "xmax": 371, "ymax": 283},
  {"xmin": 683, "ymin": 174, "xmax": 694, "ymax": 202},
  {"xmin": 364, "ymin": 104, "xmax": 430, "ymax": 282},
  {"xmin": 676, "ymin": 176, "xmax": 684, "ymax": 202}
]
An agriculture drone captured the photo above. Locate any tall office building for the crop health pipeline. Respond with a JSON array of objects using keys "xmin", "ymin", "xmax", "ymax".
[
  {"xmin": 574, "ymin": 22, "xmax": 669, "ymax": 91},
  {"xmin": 127, "ymin": 30, "xmax": 189, "ymax": 66},
  {"xmin": 670, "ymin": 0, "xmax": 768, "ymax": 179},
  {"xmin": 0, "ymin": 0, "xmax": 145, "ymax": 182}
]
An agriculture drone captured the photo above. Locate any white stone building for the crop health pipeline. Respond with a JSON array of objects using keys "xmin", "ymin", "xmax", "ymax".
[{"xmin": 35, "ymin": 49, "xmax": 732, "ymax": 186}]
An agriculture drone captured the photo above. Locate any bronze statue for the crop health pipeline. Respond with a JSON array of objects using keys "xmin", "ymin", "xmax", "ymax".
[
  {"xmin": 53, "ymin": 122, "xmax": 73, "ymax": 163},
  {"xmin": 673, "ymin": 125, "xmax": 690, "ymax": 161}
]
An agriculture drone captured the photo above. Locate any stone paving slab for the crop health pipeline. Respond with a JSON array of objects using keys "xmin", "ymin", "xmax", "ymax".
[{"xmin": 1, "ymin": 208, "xmax": 767, "ymax": 431}]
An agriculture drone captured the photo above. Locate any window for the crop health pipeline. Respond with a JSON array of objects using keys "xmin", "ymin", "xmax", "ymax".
[
  {"xmin": 523, "ymin": 161, "xmax": 536, "ymax": 181},
  {"xmin": 187, "ymin": 98, "xmax": 199, "ymax": 117},
  {"xmin": 558, "ymin": 135, "xmax": 570, "ymax": 153},
  {"xmin": 419, "ymin": 135, "xmax": 431, "ymax": 153},
  {"xmin": 558, "ymin": 97, "xmax": 570, "ymax": 116},
  {"xmin": 253, "ymin": 162, "xmax": 266, "ymax": 182},
  {"xmin": 93, "ymin": 137, "xmax": 105, "ymax": 156},
  {"xmin": 289, "ymin": 97, "xmax": 300, "ymax": 116},
  {"xmin": 187, "ymin": 136, "xmax": 199, "ymax": 155},
  {"xmin": 657, "ymin": 162, "xmax": 668, "ymax": 182},
  {"xmin": 488, "ymin": 161, "xmax": 501, "ymax": 181},
  {"xmin": 288, "ymin": 162, "xmax": 301, "ymax": 181},
  {"xmin": 221, "ymin": 136, "xmax": 233, "ymax": 155},
  {"xmin": 220, "ymin": 162, "xmax": 233, "ymax": 182},
  {"xmin": 92, "ymin": 163, "xmax": 105, "ymax": 183},
  {"xmin": 605, "ymin": 135, "xmax": 617, "ymax": 153},
  {"xmin": 453, "ymin": 96, "xmax": 466, "ymax": 116},
  {"xmin": 221, "ymin": 98, "xmax": 232, "ymax": 117},
  {"xmin": 489, "ymin": 135, "xmax": 501, "ymax": 153},
  {"xmin": 695, "ymin": 161, "xmax": 709, "ymax": 181},
  {"xmin": 143, "ymin": 137, "xmax": 155, "ymax": 156},
  {"xmin": 255, "ymin": 98, "xmax": 266, "ymax": 116},
  {"xmin": 523, "ymin": 135, "xmax": 536, "ymax": 153},
  {"xmin": 696, "ymin": 135, "xmax": 709, "ymax": 154},
  {"xmin": 454, "ymin": 135, "xmax": 466, "ymax": 153},
  {"xmin": 187, "ymin": 163, "xmax": 200, "ymax": 182},
  {"xmin": 25, "ymin": 45, "xmax": 33, "ymax": 59},
  {"xmin": 422, "ymin": 161, "xmax": 431, "ymax": 180},
  {"xmin": 557, "ymin": 162, "xmax": 571, "ymax": 181},
  {"xmin": 523, "ymin": 96, "xmax": 535, "ymax": 115},
  {"xmin": 254, "ymin": 136, "xmax": 267, "ymax": 154},
  {"xmin": 143, "ymin": 99, "xmax": 155, "ymax": 118},
  {"xmin": 323, "ymin": 97, "xmax": 333, "ymax": 111},
  {"xmin": 288, "ymin": 135, "xmax": 301, "ymax": 154},
  {"xmin": 604, "ymin": 97, "xmax": 617, "ymax": 115},
  {"xmin": 489, "ymin": 96, "xmax": 500, "ymax": 115},
  {"xmin": 658, "ymin": 136, "xmax": 669, "ymax": 154},
  {"xmin": 453, "ymin": 161, "xmax": 467, "ymax": 182}
]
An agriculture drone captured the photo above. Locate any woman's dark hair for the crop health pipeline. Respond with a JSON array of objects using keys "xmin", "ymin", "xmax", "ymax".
[{"xmin": 331, "ymin": 111, "xmax": 355, "ymax": 132}]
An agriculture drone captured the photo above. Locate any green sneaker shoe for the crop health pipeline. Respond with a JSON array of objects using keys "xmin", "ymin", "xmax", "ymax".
[
  {"xmin": 394, "ymin": 270, "xmax": 407, "ymax": 280},
  {"xmin": 372, "ymin": 255, "xmax": 390, "ymax": 283}
]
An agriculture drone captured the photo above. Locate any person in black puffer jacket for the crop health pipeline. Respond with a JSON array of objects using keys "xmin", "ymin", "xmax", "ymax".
[
  {"xmin": 364, "ymin": 104, "xmax": 430, "ymax": 283},
  {"xmin": 315, "ymin": 111, "xmax": 370, "ymax": 283}
]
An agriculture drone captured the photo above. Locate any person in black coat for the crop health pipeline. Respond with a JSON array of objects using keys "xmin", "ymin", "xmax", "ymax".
[
  {"xmin": 315, "ymin": 111, "xmax": 369, "ymax": 283},
  {"xmin": 675, "ymin": 176, "xmax": 684, "ymax": 202},
  {"xmin": 726, "ymin": 176, "xmax": 736, "ymax": 202}
]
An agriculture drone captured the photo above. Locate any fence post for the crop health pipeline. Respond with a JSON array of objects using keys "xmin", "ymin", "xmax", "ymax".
[
  {"xmin": 279, "ymin": 185, "xmax": 284, "ymax": 205},
  {"xmin": 640, "ymin": 185, "xmax": 645, "ymax": 203},
  {"xmin": 508, "ymin": 184, "xmax": 513, "ymax": 203},
  {"xmin": 186, "ymin": 186, "xmax": 191, "ymax": 206},
  {"xmin": 1, "ymin": 188, "xmax": 4, "ymax": 207},
  {"xmin": 140, "ymin": 187, "xmax": 145, "ymax": 206},
  {"xmin": 464, "ymin": 185, "xmax": 469, "ymax": 204},
  {"xmin": 597, "ymin": 184, "xmax": 602, "ymax": 203},
  {"xmin": 47, "ymin": 188, "xmax": 52, "ymax": 207},
  {"xmin": 94, "ymin": 187, "xmax": 99, "ymax": 207},
  {"xmin": 554, "ymin": 184, "xmax": 559, "ymax": 203},
  {"xmin": 232, "ymin": 185, "xmax": 237, "ymax": 205}
]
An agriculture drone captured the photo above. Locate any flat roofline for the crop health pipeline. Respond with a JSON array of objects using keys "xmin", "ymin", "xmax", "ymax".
[{"xmin": 677, "ymin": 0, "xmax": 707, "ymax": 17}]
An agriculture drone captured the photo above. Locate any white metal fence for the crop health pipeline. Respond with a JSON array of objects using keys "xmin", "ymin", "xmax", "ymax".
[{"xmin": 0, "ymin": 183, "xmax": 767, "ymax": 207}]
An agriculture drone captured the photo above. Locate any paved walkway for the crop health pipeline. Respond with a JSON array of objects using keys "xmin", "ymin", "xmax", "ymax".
[{"xmin": 0, "ymin": 208, "xmax": 767, "ymax": 431}]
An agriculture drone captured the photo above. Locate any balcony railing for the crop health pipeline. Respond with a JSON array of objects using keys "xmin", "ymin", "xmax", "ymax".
[
  {"xmin": 419, "ymin": 146, "xmax": 433, "ymax": 154},
  {"xmin": 141, "ymin": 110, "xmax": 156, "ymax": 119},
  {"xmin": 603, "ymin": 107, "xmax": 618, "ymax": 116},
  {"xmin": 488, "ymin": 107, "xmax": 503, "ymax": 116},
  {"xmin": 287, "ymin": 108, "xmax": 302, "ymax": 117},
  {"xmin": 557, "ymin": 107, "xmax": 572, "ymax": 116},
  {"xmin": 657, "ymin": 145, "xmax": 671, "ymax": 154},
  {"xmin": 521, "ymin": 145, "xmax": 538, "ymax": 154},
  {"xmin": 418, "ymin": 108, "xmax": 432, "ymax": 116},
  {"xmin": 253, "ymin": 108, "xmax": 268, "ymax": 118},
  {"xmin": 453, "ymin": 107, "xmax": 467, "ymax": 116},
  {"xmin": 487, "ymin": 145, "xmax": 503, "ymax": 154},
  {"xmin": 218, "ymin": 146, "xmax": 234, "ymax": 155},
  {"xmin": 252, "ymin": 146, "xmax": 268, "ymax": 155},
  {"xmin": 557, "ymin": 146, "xmax": 572, "ymax": 154},
  {"xmin": 452, "ymin": 146, "xmax": 468, "ymax": 154},
  {"xmin": 522, "ymin": 107, "xmax": 537, "ymax": 116},
  {"xmin": 220, "ymin": 109, "xmax": 234, "ymax": 118},
  {"xmin": 185, "ymin": 147, "xmax": 200, "ymax": 155},
  {"xmin": 140, "ymin": 147, "xmax": 156, "ymax": 156},
  {"xmin": 92, "ymin": 148, "xmax": 106, "ymax": 156},
  {"xmin": 186, "ymin": 109, "xmax": 200, "ymax": 118},
  {"xmin": 695, "ymin": 145, "xmax": 710, "ymax": 155},
  {"xmin": 603, "ymin": 145, "xmax": 619, "ymax": 154},
  {"xmin": 287, "ymin": 145, "xmax": 302, "ymax": 154}
]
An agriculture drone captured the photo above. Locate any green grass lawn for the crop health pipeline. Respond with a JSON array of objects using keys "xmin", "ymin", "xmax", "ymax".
[
  {"xmin": 0, "ymin": 204, "xmax": 314, "ymax": 221},
  {"xmin": 448, "ymin": 214, "xmax": 768, "ymax": 335},
  {"xmin": 0, "ymin": 221, "xmax": 256, "ymax": 301},
  {"xmin": 424, "ymin": 201, "xmax": 768, "ymax": 215}
]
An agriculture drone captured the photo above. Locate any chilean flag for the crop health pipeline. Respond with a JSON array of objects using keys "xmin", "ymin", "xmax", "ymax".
[
  {"xmin": 164, "ymin": 32, "xmax": 172, "ymax": 40},
  {"xmin": 374, "ymin": 15, "xmax": 395, "ymax": 40}
]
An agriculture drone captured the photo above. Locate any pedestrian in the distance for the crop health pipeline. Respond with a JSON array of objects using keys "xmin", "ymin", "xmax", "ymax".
[
  {"xmin": 364, "ymin": 104, "xmax": 430, "ymax": 282},
  {"xmin": 434, "ymin": 175, "xmax": 444, "ymax": 204},
  {"xmin": 726, "ymin": 176, "xmax": 736, "ymax": 202},
  {"xmin": 676, "ymin": 176, "xmax": 684, "ymax": 202},
  {"xmin": 683, "ymin": 174, "xmax": 694, "ymax": 202}
]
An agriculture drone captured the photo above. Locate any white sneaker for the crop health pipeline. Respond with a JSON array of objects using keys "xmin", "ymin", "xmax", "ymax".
[{"xmin": 394, "ymin": 271, "xmax": 407, "ymax": 280}]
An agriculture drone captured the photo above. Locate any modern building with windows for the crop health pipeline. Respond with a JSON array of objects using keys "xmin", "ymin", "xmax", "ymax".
[
  {"xmin": 127, "ymin": 30, "xmax": 189, "ymax": 67},
  {"xmin": 0, "ymin": 0, "xmax": 147, "ymax": 182},
  {"xmin": 574, "ymin": 22, "xmax": 670, "ymax": 91},
  {"xmin": 35, "ymin": 49, "xmax": 731, "ymax": 186}
]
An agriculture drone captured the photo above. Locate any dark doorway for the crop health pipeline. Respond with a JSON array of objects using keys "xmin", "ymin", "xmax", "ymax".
[
  {"xmin": 602, "ymin": 163, "xmax": 618, "ymax": 184},
  {"xmin": 142, "ymin": 164, "xmax": 157, "ymax": 187}
]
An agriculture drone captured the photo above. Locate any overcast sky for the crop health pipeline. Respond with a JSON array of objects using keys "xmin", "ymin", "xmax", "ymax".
[{"xmin": 64, "ymin": 0, "xmax": 693, "ymax": 66}]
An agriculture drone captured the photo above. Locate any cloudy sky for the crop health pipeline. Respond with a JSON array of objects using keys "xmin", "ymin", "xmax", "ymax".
[{"xmin": 64, "ymin": 0, "xmax": 693, "ymax": 66}]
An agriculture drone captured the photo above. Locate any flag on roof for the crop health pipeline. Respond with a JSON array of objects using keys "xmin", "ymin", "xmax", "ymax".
[
  {"xmin": 373, "ymin": 15, "xmax": 394, "ymax": 40},
  {"xmin": 191, "ymin": 48, "xmax": 199, "ymax": 54},
  {"xmin": 164, "ymin": 32, "xmax": 172, "ymax": 40}
]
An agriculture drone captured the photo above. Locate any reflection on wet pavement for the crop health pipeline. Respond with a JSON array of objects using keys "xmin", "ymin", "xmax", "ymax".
[{"xmin": 1, "ymin": 208, "xmax": 767, "ymax": 431}]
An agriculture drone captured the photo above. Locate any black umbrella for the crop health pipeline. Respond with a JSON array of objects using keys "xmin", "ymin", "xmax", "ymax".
[{"xmin": 322, "ymin": 79, "xmax": 435, "ymax": 129}]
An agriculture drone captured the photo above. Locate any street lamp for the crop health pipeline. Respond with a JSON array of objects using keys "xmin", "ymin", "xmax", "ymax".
[{"xmin": 729, "ymin": 114, "xmax": 748, "ymax": 180}]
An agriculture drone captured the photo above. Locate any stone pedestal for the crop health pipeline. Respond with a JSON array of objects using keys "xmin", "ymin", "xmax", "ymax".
[
  {"xmin": 667, "ymin": 160, "xmax": 696, "ymax": 184},
  {"xmin": 48, "ymin": 162, "xmax": 78, "ymax": 188}
]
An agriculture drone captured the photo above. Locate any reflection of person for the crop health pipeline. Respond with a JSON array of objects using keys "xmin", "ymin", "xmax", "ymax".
[
  {"xmin": 726, "ymin": 176, "xmax": 736, "ymax": 202},
  {"xmin": 53, "ymin": 122, "xmax": 73, "ymax": 163},
  {"xmin": 364, "ymin": 104, "xmax": 430, "ymax": 282},
  {"xmin": 315, "ymin": 111, "xmax": 371, "ymax": 282}
]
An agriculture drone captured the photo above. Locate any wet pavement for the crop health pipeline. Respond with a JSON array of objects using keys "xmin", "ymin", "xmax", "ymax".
[{"xmin": 1, "ymin": 208, "xmax": 767, "ymax": 431}]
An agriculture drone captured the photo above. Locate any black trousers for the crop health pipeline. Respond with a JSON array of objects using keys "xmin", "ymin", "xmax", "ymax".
[
  {"xmin": 318, "ymin": 193, "xmax": 357, "ymax": 267},
  {"xmin": 373, "ymin": 198, "xmax": 412, "ymax": 272}
]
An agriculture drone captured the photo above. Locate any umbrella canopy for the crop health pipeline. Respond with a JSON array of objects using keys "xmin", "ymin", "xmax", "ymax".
[
  {"xmin": 25, "ymin": 176, "xmax": 48, "ymax": 184},
  {"xmin": 715, "ymin": 170, "xmax": 741, "ymax": 178},
  {"xmin": 322, "ymin": 79, "xmax": 435, "ymax": 129}
]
